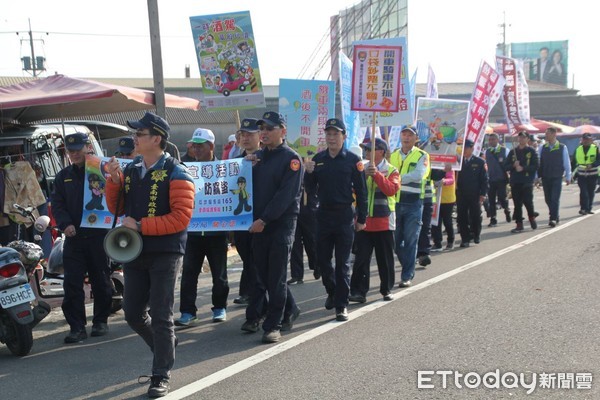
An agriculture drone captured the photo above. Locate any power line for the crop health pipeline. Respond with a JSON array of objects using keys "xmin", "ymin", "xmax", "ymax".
[{"xmin": 1, "ymin": 30, "xmax": 188, "ymax": 39}]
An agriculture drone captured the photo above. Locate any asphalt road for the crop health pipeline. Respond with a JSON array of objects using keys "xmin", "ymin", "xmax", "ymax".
[{"xmin": 1, "ymin": 183, "xmax": 598, "ymax": 400}]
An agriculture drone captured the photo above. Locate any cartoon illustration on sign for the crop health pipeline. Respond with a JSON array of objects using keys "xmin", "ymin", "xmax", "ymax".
[{"xmin": 231, "ymin": 176, "xmax": 252, "ymax": 215}]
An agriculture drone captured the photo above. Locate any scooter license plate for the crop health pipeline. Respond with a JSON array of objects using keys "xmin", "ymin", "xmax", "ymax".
[{"xmin": 0, "ymin": 284, "xmax": 35, "ymax": 308}]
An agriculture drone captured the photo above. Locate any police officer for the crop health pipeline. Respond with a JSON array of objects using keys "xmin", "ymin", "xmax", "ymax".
[
  {"xmin": 574, "ymin": 132, "xmax": 599, "ymax": 214},
  {"xmin": 305, "ymin": 118, "xmax": 368, "ymax": 321},
  {"xmin": 456, "ymin": 139, "xmax": 489, "ymax": 247},
  {"xmin": 51, "ymin": 132, "xmax": 113, "ymax": 343},
  {"xmin": 243, "ymin": 112, "xmax": 303, "ymax": 344},
  {"xmin": 505, "ymin": 131, "xmax": 540, "ymax": 233},
  {"xmin": 115, "ymin": 136, "xmax": 136, "ymax": 159},
  {"xmin": 485, "ymin": 133, "xmax": 511, "ymax": 227},
  {"xmin": 288, "ymin": 182, "xmax": 319, "ymax": 284}
]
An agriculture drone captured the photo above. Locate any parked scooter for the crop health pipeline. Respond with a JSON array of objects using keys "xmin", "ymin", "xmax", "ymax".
[
  {"xmin": 11, "ymin": 204, "xmax": 124, "ymax": 314},
  {"xmin": 0, "ymin": 246, "xmax": 50, "ymax": 356}
]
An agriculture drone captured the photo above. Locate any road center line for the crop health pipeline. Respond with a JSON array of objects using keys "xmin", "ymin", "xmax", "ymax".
[{"xmin": 166, "ymin": 214, "xmax": 590, "ymax": 399}]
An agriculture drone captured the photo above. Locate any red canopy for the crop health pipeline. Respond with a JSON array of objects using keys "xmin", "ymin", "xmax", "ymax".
[
  {"xmin": 0, "ymin": 74, "xmax": 200, "ymax": 123},
  {"xmin": 492, "ymin": 118, "xmax": 574, "ymax": 135}
]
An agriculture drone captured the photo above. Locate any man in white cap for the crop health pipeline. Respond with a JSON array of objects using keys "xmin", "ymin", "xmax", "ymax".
[{"xmin": 176, "ymin": 128, "xmax": 230, "ymax": 326}]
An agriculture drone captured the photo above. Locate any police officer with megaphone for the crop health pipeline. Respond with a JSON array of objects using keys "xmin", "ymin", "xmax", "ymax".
[{"xmin": 104, "ymin": 112, "xmax": 195, "ymax": 398}]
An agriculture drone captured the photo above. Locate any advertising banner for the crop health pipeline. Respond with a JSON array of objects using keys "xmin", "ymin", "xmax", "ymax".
[
  {"xmin": 81, "ymin": 156, "xmax": 253, "ymax": 231},
  {"xmin": 279, "ymin": 79, "xmax": 335, "ymax": 157},
  {"xmin": 510, "ymin": 40, "xmax": 569, "ymax": 86},
  {"xmin": 190, "ymin": 11, "xmax": 265, "ymax": 111}
]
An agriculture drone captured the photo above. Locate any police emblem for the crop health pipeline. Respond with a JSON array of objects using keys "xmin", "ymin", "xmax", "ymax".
[
  {"xmin": 150, "ymin": 169, "xmax": 168, "ymax": 182},
  {"xmin": 290, "ymin": 159, "xmax": 300, "ymax": 171},
  {"xmin": 87, "ymin": 214, "xmax": 98, "ymax": 224},
  {"xmin": 356, "ymin": 161, "xmax": 364, "ymax": 172}
]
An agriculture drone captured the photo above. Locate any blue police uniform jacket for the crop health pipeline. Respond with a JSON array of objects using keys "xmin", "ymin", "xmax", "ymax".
[
  {"xmin": 457, "ymin": 155, "xmax": 489, "ymax": 197},
  {"xmin": 305, "ymin": 148, "xmax": 368, "ymax": 224},
  {"xmin": 252, "ymin": 142, "xmax": 304, "ymax": 230},
  {"xmin": 504, "ymin": 146, "xmax": 539, "ymax": 185},
  {"xmin": 485, "ymin": 146, "xmax": 509, "ymax": 183},
  {"xmin": 123, "ymin": 155, "xmax": 194, "ymax": 254},
  {"xmin": 52, "ymin": 164, "xmax": 107, "ymax": 237}
]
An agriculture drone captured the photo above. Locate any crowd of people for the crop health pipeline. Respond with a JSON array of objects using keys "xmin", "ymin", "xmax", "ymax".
[{"xmin": 51, "ymin": 112, "xmax": 598, "ymax": 398}]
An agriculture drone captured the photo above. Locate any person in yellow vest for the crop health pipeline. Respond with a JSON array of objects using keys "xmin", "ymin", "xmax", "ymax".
[
  {"xmin": 431, "ymin": 164, "xmax": 456, "ymax": 250},
  {"xmin": 348, "ymin": 138, "xmax": 400, "ymax": 303},
  {"xmin": 389, "ymin": 126, "xmax": 430, "ymax": 288},
  {"xmin": 573, "ymin": 133, "xmax": 599, "ymax": 214}
]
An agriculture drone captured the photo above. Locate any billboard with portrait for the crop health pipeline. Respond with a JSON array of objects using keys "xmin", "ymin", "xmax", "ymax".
[{"xmin": 510, "ymin": 40, "xmax": 569, "ymax": 87}]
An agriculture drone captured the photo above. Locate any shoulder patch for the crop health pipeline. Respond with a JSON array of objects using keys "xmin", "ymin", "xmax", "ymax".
[
  {"xmin": 356, "ymin": 161, "xmax": 364, "ymax": 172},
  {"xmin": 290, "ymin": 159, "xmax": 300, "ymax": 171}
]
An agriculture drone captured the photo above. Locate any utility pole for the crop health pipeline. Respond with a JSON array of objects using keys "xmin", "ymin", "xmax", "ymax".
[
  {"xmin": 497, "ymin": 11, "xmax": 511, "ymax": 57},
  {"xmin": 19, "ymin": 18, "xmax": 46, "ymax": 76},
  {"xmin": 147, "ymin": 0, "xmax": 166, "ymax": 118},
  {"xmin": 28, "ymin": 19, "xmax": 37, "ymax": 77}
]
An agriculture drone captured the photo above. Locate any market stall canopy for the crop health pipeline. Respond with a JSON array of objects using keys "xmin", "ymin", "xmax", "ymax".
[
  {"xmin": 568, "ymin": 124, "xmax": 600, "ymax": 136},
  {"xmin": 0, "ymin": 74, "xmax": 201, "ymax": 124},
  {"xmin": 492, "ymin": 118, "xmax": 575, "ymax": 135}
]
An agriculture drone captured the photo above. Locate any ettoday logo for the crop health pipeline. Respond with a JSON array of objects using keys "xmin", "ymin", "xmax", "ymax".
[{"xmin": 417, "ymin": 370, "xmax": 593, "ymax": 394}]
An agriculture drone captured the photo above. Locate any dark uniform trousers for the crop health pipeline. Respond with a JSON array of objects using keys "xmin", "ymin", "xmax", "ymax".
[
  {"xmin": 431, "ymin": 203, "xmax": 455, "ymax": 246},
  {"xmin": 511, "ymin": 183, "xmax": 535, "ymax": 222},
  {"xmin": 456, "ymin": 193, "xmax": 482, "ymax": 243},
  {"xmin": 290, "ymin": 206, "xmax": 318, "ymax": 279},
  {"xmin": 350, "ymin": 230, "xmax": 395, "ymax": 297},
  {"xmin": 62, "ymin": 234, "xmax": 112, "ymax": 331},
  {"xmin": 179, "ymin": 234, "xmax": 229, "ymax": 313},
  {"xmin": 488, "ymin": 180, "xmax": 509, "ymax": 218},
  {"xmin": 417, "ymin": 200, "xmax": 433, "ymax": 257},
  {"xmin": 233, "ymin": 230, "xmax": 255, "ymax": 298},
  {"xmin": 247, "ymin": 218, "xmax": 298, "ymax": 332},
  {"xmin": 578, "ymin": 175, "xmax": 597, "ymax": 212},
  {"xmin": 317, "ymin": 207, "xmax": 355, "ymax": 308}
]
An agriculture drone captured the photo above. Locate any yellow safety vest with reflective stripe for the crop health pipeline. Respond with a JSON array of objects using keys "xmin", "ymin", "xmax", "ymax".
[
  {"xmin": 389, "ymin": 147, "xmax": 429, "ymax": 202},
  {"xmin": 365, "ymin": 160, "xmax": 397, "ymax": 217},
  {"xmin": 575, "ymin": 144, "xmax": 598, "ymax": 176}
]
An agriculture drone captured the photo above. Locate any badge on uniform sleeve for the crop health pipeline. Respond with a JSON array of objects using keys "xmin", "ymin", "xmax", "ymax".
[
  {"xmin": 356, "ymin": 161, "xmax": 364, "ymax": 172},
  {"xmin": 290, "ymin": 159, "xmax": 300, "ymax": 171}
]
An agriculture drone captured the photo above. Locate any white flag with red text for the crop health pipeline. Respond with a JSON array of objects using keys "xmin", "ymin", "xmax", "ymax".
[
  {"xmin": 466, "ymin": 60, "xmax": 505, "ymax": 156},
  {"xmin": 496, "ymin": 56, "xmax": 535, "ymax": 135}
]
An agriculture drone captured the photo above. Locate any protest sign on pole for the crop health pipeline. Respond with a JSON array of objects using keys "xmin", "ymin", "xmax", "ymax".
[
  {"xmin": 279, "ymin": 79, "xmax": 335, "ymax": 157},
  {"xmin": 352, "ymin": 37, "xmax": 412, "ymax": 128},
  {"xmin": 190, "ymin": 11, "xmax": 265, "ymax": 111},
  {"xmin": 416, "ymin": 98, "xmax": 470, "ymax": 171}
]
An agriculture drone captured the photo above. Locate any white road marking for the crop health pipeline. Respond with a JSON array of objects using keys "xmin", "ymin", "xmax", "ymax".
[{"xmin": 165, "ymin": 214, "xmax": 590, "ymax": 399}]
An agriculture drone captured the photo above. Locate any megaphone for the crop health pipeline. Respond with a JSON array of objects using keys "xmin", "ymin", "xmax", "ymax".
[
  {"xmin": 103, "ymin": 226, "xmax": 143, "ymax": 264},
  {"xmin": 34, "ymin": 215, "xmax": 51, "ymax": 232}
]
